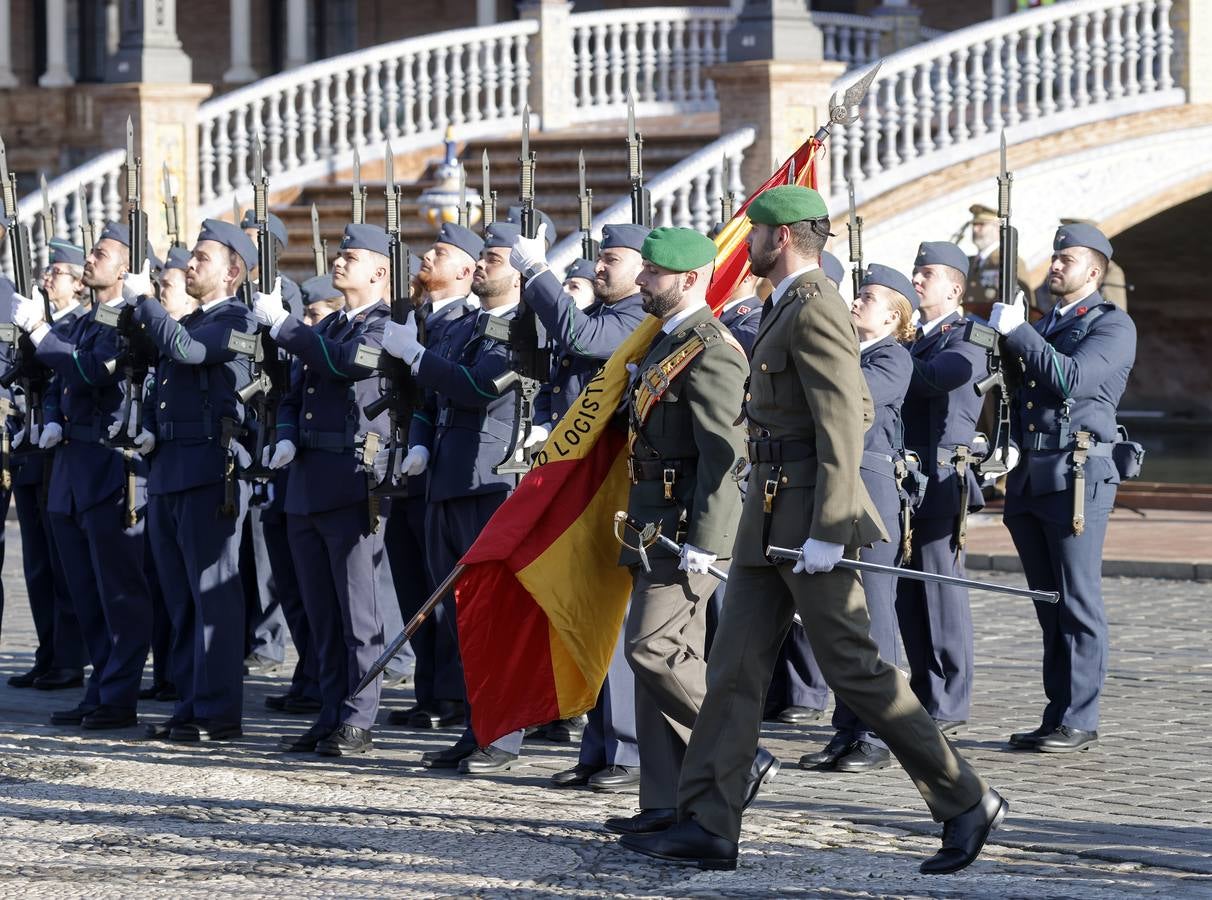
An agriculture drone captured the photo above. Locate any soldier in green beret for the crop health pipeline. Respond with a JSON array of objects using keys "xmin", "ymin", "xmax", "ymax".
[
  {"xmin": 603, "ymin": 227, "xmax": 751, "ymax": 838},
  {"xmin": 621, "ymin": 187, "xmax": 1005, "ymax": 875}
]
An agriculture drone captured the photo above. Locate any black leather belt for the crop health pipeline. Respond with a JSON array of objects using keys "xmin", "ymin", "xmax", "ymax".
[
  {"xmin": 746, "ymin": 438, "xmax": 813, "ymax": 464},
  {"xmin": 1024, "ymin": 432, "xmax": 1114, "ymax": 456},
  {"xmin": 300, "ymin": 430, "xmax": 352, "ymax": 452}
]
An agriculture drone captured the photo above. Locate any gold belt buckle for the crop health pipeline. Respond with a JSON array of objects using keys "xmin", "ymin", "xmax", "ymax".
[{"xmin": 662, "ymin": 467, "xmax": 676, "ymax": 501}]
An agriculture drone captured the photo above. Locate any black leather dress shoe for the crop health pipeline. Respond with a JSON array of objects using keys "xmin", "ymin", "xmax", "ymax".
[
  {"xmin": 155, "ymin": 684, "xmax": 179, "ymax": 702},
  {"xmin": 33, "ymin": 668, "xmax": 84, "ymax": 691},
  {"xmin": 243, "ymin": 653, "xmax": 282, "ymax": 676},
  {"xmin": 620, "ymin": 819, "xmax": 738, "ymax": 871},
  {"xmin": 8, "ymin": 666, "xmax": 47, "ymax": 688},
  {"xmin": 1036, "ymin": 725, "xmax": 1098, "ymax": 753},
  {"xmin": 144, "ymin": 716, "xmax": 191, "ymax": 740},
  {"xmin": 408, "ymin": 700, "xmax": 465, "ymax": 729},
  {"xmin": 170, "ymin": 720, "xmax": 243, "ymax": 742},
  {"xmin": 800, "ymin": 732, "xmax": 854, "ymax": 770},
  {"xmin": 835, "ymin": 740, "xmax": 891, "ymax": 773},
  {"xmin": 50, "ymin": 703, "xmax": 98, "ymax": 726},
  {"xmin": 316, "ymin": 724, "xmax": 372, "ymax": 756},
  {"xmin": 458, "ymin": 746, "xmax": 517, "ymax": 774},
  {"xmin": 265, "ymin": 693, "xmax": 290, "ymax": 711},
  {"xmin": 419, "ymin": 740, "xmax": 476, "ymax": 769},
  {"xmin": 279, "ymin": 723, "xmax": 334, "ymax": 753},
  {"xmin": 741, "ymin": 747, "xmax": 780, "ymax": 810},
  {"xmin": 82, "ymin": 705, "xmax": 138, "ymax": 730},
  {"xmin": 776, "ymin": 705, "xmax": 824, "ymax": 726},
  {"xmin": 920, "ymin": 788, "xmax": 1008, "ymax": 874},
  {"xmin": 541, "ymin": 716, "xmax": 587, "ymax": 743},
  {"xmin": 589, "ymin": 764, "xmax": 640, "ymax": 792},
  {"xmin": 138, "ymin": 684, "xmax": 162, "ymax": 700},
  {"xmin": 550, "ymin": 763, "xmax": 600, "ymax": 787},
  {"xmin": 933, "ymin": 719, "xmax": 966, "ymax": 735},
  {"xmin": 283, "ymin": 695, "xmax": 321, "ymax": 714},
  {"xmin": 604, "ymin": 807, "xmax": 676, "ymax": 835},
  {"xmin": 1007, "ymin": 725, "xmax": 1052, "ymax": 749}
]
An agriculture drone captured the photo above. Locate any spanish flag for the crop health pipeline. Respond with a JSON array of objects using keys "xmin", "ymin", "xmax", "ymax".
[{"xmin": 455, "ymin": 137, "xmax": 823, "ymax": 746}]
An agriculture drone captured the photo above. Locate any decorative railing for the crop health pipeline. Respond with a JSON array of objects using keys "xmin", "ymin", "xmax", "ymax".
[
  {"xmin": 197, "ymin": 21, "xmax": 539, "ymax": 216},
  {"xmin": 827, "ymin": 0, "xmax": 1182, "ymax": 205},
  {"xmin": 549, "ymin": 127, "xmax": 755, "ymax": 274}
]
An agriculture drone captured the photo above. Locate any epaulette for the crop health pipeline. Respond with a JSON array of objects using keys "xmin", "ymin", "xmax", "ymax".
[{"xmin": 695, "ymin": 317, "xmax": 744, "ymax": 356}]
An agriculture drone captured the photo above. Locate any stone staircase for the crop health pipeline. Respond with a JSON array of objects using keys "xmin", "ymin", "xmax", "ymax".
[{"xmin": 274, "ymin": 129, "xmax": 717, "ymax": 282}]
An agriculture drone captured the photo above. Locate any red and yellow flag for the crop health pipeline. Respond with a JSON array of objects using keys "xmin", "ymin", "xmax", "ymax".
[{"xmin": 455, "ymin": 137, "xmax": 823, "ymax": 746}]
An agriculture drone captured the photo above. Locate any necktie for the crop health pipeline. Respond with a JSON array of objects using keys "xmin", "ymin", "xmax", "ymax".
[{"xmin": 914, "ymin": 326, "xmax": 924, "ymax": 343}]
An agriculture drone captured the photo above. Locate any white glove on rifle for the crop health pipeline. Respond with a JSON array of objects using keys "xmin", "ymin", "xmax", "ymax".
[
  {"xmin": 381, "ymin": 313, "xmax": 424, "ymax": 366},
  {"xmin": 400, "ymin": 445, "xmax": 429, "ymax": 477},
  {"xmin": 11, "ymin": 427, "xmax": 25, "ymax": 449},
  {"xmin": 678, "ymin": 543, "xmax": 717, "ymax": 576},
  {"xmin": 253, "ymin": 276, "xmax": 289, "ymax": 330},
  {"xmin": 38, "ymin": 422, "xmax": 63, "ymax": 449},
  {"xmin": 267, "ymin": 439, "xmax": 296, "ymax": 470},
  {"xmin": 508, "ymin": 222, "xmax": 549, "ymax": 275},
  {"xmin": 122, "ymin": 260, "xmax": 153, "ymax": 305},
  {"xmin": 132, "ymin": 429, "xmax": 156, "ymax": 455},
  {"xmin": 989, "ymin": 292, "xmax": 1027, "ymax": 336},
  {"xmin": 523, "ymin": 424, "xmax": 549, "ymax": 450},
  {"xmin": 230, "ymin": 441, "xmax": 252, "ymax": 470},
  {"xmin": 372, "ymin": 446, "xmax": 392, "ymax": 483},
  {"xmin": 12, "ymin": 289, "xmax": 47, "ymax": 333},
  {"xmin": 792, "ymin": 538, "xmax": 845, "ymax": 574}
]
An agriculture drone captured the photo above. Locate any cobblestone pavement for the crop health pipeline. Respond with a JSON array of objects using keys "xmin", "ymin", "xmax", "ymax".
[{"xmin": 1, "ymin": 527, "xmax": 1210, "ymax": 897}]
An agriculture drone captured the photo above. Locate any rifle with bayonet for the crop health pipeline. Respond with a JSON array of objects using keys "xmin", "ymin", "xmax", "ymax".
[
  {"xmin": 577, "ymin": 150, "xmax": 598, "ymax": 260},
  {"xmin": 482, "ymin": 105, "xmax": 550, "ymax": 475},
  {"xmin": 310, "ymin": 202, "xmax": 327, "ymax": 276},
  {"xmin": 457, "ymin": 163, "xmax": 469, "ymax": 229},
  {"xmin": 481, "ymin": 149, "xmax": 496, "ymax": 235},
  {"xmin": 356, "ymin": 143, "xmax": 422, "ymax": 523},
  {"xmin": 162, "ymin": 163, "xmax": 184, "ymax": 250},
  {"xmin": 847, "ymin": 178, "xmax": 863, "ymax": 300},
  {"xmin": 76, "ymin": 183, "xmax": 98, "ymax": 307},
  {"xmin": 626, "ymin": 94, "xmax": 652, "ymax": 227},
  {"xmin": 351, "ymin": 148, "xmax": 366, "ymax": 225},
  {"xmin": 963, "ymin": 130, "xmax": 1018, "ymax": 479},
  {"xmin": 718, "ymin": 154, "xmax": 736, "ymax": 226}
]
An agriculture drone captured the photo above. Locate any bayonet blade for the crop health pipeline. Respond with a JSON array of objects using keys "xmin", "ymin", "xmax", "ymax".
[
  {"xmin": 0, "ymin": 133, "xmax": 8, "ymax": 185},
  {"xmin": 311, "ymin": 202, "xmax": 321, "ymax": 240},
  {"xmin": 162, "ymin": 161, "xmax": 172, "ymax": 199},
  {"xmin": 40, "ymin": 174, "xmax": 51, "ymax": 224},
  {"xmin": 253, "ymin": 133, "xmax": 264, "ymax": 183},
  {"xmin": 125, "ymin": 116, "xmax": 135, "ymax": 167},
  {"xmin": 76, "ymin": 183, "xmax": 92, "ymax": 251},
  {"xmin": 521, "ymin": 105, "xmax": 530, "ymax": 160},
  {"xmin": 578, "ymin": 150, "xmax": 586, "ymax": 197},
  {"xmin": 627, "ymin": 93, "xmax": 636, "ymax": 142},
  {"xmin": 847, "ymin": 178, "xmax": 857, "ymax": 231},
  {"xmin": 384, "ymin": 145, "xmax": 393, "ymax": 193},
  {"xmin": 353, "ymin": 147, "xmax": 362, "ymax": 190},
  {"xmin": 124, "ymin": 115, "xmax": 140, "ymax": 204}
]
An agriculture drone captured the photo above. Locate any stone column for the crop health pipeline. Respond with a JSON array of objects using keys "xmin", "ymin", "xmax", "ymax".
[
  {"xmin": 0, "ymin": 0, "xmax": 17, "ymax": 87},
  {"xmin": 519, "ymin": 0, "xmax": 575, "ymax": 131},
  {"xmin": 224, "ymin": 0, "xmax": 258, "ymax": 83},
  {"xmin": 873, "ymin": 1, "xmax": 924, "ymax": 56},
  {"xmin": 39, "ymin": 0, "xmax": 76, "ymax": 87},
  {"xmin": 285, "ymin": 0, "xmax": 309, "ymax": 70},
  {"xmin": 107, "ymin": 0, "xmax": 192, "ymax": 82},
  {"xmin": 92, "ymin": 83, "xmax": 214, "ymax": 250},
  {"xmin": 1174, "ymin": 0, "xmax": 1212, "ymax": 103}
]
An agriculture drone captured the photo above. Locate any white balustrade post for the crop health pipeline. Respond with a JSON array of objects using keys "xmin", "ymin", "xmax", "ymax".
[
  {"xmin": 1056, "ymin": 18, "xmax": 1074, "ymax": 111},
  {"xmin": 224, "ymin": 0, "xmax": 258, "ymax": 83},
  {"xmin": 1124, "ymin": 2, "xmax": 1143, "ymax": 96},
  {"xmin": 1107, "ymin": 5, "xmax": 1125, "ymax": 99},
  {"xmin": 0, "ymin": 0, "xmax": 18, "ymax": 87},
  {"xmin": 519, "ymin": 0, "xmax": 574, "ymax": 130},
  {"xmin": 1005, "ymin": 30, "xmax": 1022, "ymax": 125},
  {"xmin": 39, "ymin": 0, "xmax": 75, "ymax": 87},
  {"xmin": 1139, "ymin": 0, "xmax": 1157, "ymax": 94},
  {"xmin": 285, "ymin": 0, "xmax": 310, "ymax": 70},
  {"xmin": 1073, "ymin": 13, "xmax": 1091, "ymax": 108}
]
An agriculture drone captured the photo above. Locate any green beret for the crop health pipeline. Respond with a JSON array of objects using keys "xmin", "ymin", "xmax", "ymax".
[
  {"xmin": 747, "ymin": 185, "xmax": 829, "ymax": 226},
  {"xmin": 641, "ymin": 227, "xmax": 718, "ymax": 273}
]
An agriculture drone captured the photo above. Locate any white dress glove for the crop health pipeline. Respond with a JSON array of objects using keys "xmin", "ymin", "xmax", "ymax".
[
  {"xmin": 122, "ymin": 260, "xmax": 153, "ymax": 305},
  {"xmin": 400, "ymin": 445, "xmax": 430, "ymax": 477},
  {"xmin": 12, "ymin": 289, "xmax": 47, "ymax": 333},
  {"xmin": 792, "ymin": 538, "xmax": 845, "ymax": 574},
  {"xmin": 267, "ymin": 439, "xmax": 296, "ymax": 470},
  {"xmin": 372, "ymin": 446, "xmax": 392, "ymax": 483},
  {"xmin": 133, "ymin": 429, "xmax": 156, "ymax": 455},
  {"xmin": 523, "ymin": 424, "xmax": 549, "ymax": 450},
  {"xmin": 381, "ymin": 314, "xmax": 424, "ymax": 365},
  {"xmin": 38, "ymin": 422, "xmax": 63, "ymax": 449},
  {"xmin": 508, "ymin": 222, "xmax": 549, "ymax": 274},
  {"xmin": 231, "ymin": 441, "xmax": 252, "ymax": 469},
  {"xmin": 678, "ymin": 543, "xmax": 717, "ymax": 576},
  {"xmin": 11, "ymin": 427, "xmax": 25, "ymax": 449},
  {"xmin": 989, "ymin": 297, "xmax": 1026, "ymax": 336},
  {"xmin": 253, "ymin": 277, "xmax": 289, "ymax": 329}
]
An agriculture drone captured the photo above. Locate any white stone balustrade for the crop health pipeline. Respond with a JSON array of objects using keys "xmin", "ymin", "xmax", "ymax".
[{"xmin": 826, "ymin": 0, "xmax": 1183, "ymax": 207}]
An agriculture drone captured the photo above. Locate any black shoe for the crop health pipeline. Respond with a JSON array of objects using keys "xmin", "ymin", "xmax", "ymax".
[
  {"xmin": 550, "ymin": 763, "xmax": 600, "ymax": 788},
  {"xmin": 169, "ymin": 720, "xmax": 243, "ymax": 742},
  {"xmin": 154, "ymin": 684, "xmax": 178, "ymax": 702},
  {"xmin": 386, "ymin": 705, "xmax": 425, "ymax": 726},
  {"xmin": 589, "ymin": 764, "xmax": 640, "ymax": 792},
  {"xmin": 1008, "ymin": 724, "xmax": 1052, "ymax": 749},
  {"xmin": 265, "ymin": 693, "xmax": 291, "ymax": 711},
  {"xmin": 33, "ymin": 668, "xmax": 84, "ymax": 691},
  {"xmin": 316, "ymin": 724, "xmax": 372, "ymax": 756},
  {"xmin": 458, "ymin": 746, "xmax": 517, "ymax": 775},
  {"xmin": 934, "ymin": 719, "xmax": 966, "ymax": 735},
  {"xmin": 541, "ymin": 715, "xmax": 587, "ymax": 743},
  {"xmin": 243, "ymin": 653, "xmax": 282, "ymax": 676},
  {"xmin": 279, "ymin": 723, "xmax": 335, "ymax": 753},
  {"xmin": 919, "ymin": 788, "xmax": 1008, "ymax": 874},
  {"xmin": 776, "ymin": 705, "xmax": 824, "ymax": 725},
  {"xmin": 604, "ymin": 807, "xmax": 676, "ymax": 835},
  {"xmin": 138, "ymin": 684, "xmax": 162, "ymax": 700},
  {"xmin": 1036, "ymin": 725, "xmax": 1098, "ymax": 753},
  {"xmin": 50, "ymin": 703, "xmax": 97, "ymax": 726},
  {"xmin": 81, "ymin": 705, "xmax": 138, "ymax": 730},
  {"xmin": 741, "ymin": 747, "xmax": 780, "ymax": 810},
  {"xmin": 419, "ymin": 740, "xmax": 476, "ymax": 769},
  {"xmin": 283, "ymin": 695, "xmax": 321, "ymax": 714},
  {"xmin": 144, "ymin": 716, "xmax": 191, "ymax": 740},
  {"xmin": 619, "ymin": 819, "xmax": 738, "ymax": 871},
  {"xmin": 835, "ymin": 740, "xmax": 891, "ymax": 773},
  {"xmin": 8, "ymin": 665, "xmax": 48, "ymax": 688},
  {"xmin": 408, "ymin": 700, "xmax": 465, "ymax": 729},
  {"xmin": 799, "ymin": 732, "xmax": 854, "ymax": 771},
  {"xmin": 381, "ymin": 669, "xmax": 413, "ymax": 688}
]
